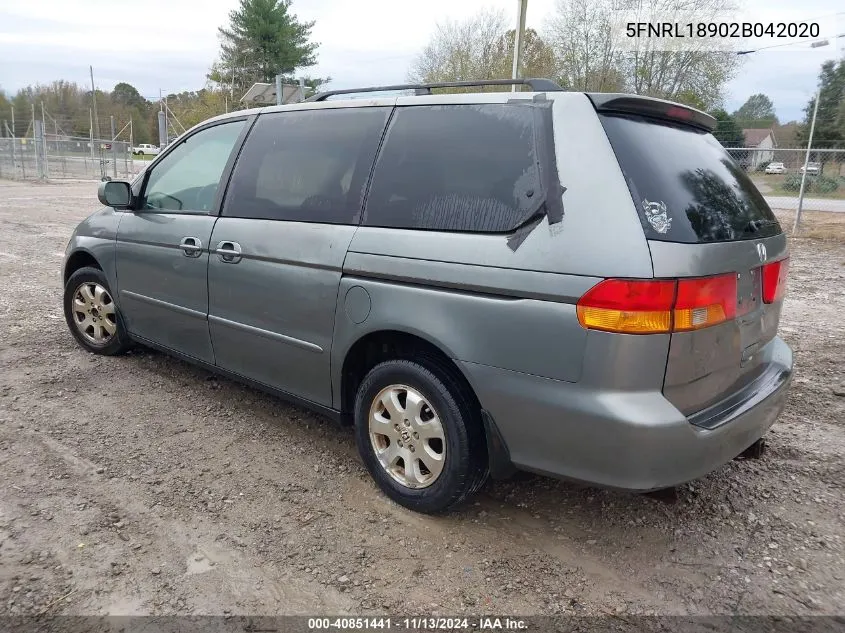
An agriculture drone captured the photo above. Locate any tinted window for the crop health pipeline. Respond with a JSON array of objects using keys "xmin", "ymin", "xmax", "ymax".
[
  {"xmin": 224, "ymin": 108, "xmax": 390, "ymax": 224},
  {"xmin": 600, "ymin": 114, "xmax": 781, "ymax": 243},
  {"xmin": 142, "ymin": 120, "xmax": 245, "ymax": 213},
  {"xmin": 363, "ymin": 105, "xmax": 540, "ymax": 232}
]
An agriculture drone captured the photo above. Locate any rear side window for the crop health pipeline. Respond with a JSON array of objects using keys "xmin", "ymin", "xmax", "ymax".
[
  {"xmin": 363, "ymin": 104, "xmax": 540, "ymax": 232},
  {"xmin": 600, "ymin": 114, "xmax": 781, "ymax": 243},
  {"xmin": 224, "ymin": 107, "xmax": 390, "ymax": 224}
]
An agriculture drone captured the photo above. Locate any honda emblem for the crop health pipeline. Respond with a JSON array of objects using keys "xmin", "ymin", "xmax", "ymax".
[{"xmin": 756, "ymin": 243, "xmax": 767, "ymax": 263}]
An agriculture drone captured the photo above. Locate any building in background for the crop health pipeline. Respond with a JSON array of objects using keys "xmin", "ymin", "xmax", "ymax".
[{"xmin": 742, "ymin": 128, "xmax": 777, "ymax": 170}]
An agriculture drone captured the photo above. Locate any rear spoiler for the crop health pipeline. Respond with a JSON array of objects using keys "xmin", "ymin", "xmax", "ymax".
[{"xmin": 586, "ymin": 93, "xmax": 716, "ymax": 132}]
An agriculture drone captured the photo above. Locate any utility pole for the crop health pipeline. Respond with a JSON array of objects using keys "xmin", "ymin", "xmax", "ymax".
[
  {"xmin": 89, "ymin": 108, "xmax": 95, "ymax": 162},
  {"xmin": 90, "ymin": 66, "xmax": 101, "ymax": 140},
  {"xmin": 511, "ymin": 0, "xmax": 528, "ymax": 91},
  {"xmin": 793, "ymin": 89, "xmax": 820, "ymax": 234},
  {"xmin": 276, "ymin": 74, "xmax": 283, "ymax": 106}
]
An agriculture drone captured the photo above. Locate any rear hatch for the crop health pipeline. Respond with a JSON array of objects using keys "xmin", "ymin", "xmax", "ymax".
[{"xmin": 594, "ymin": 97, "xmax": 788, "ymax": 417}]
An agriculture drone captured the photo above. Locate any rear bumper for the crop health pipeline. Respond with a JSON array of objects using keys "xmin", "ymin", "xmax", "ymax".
[{"xmin": 459, "ymin": 336, "xmax": 793, "ymax": 491}]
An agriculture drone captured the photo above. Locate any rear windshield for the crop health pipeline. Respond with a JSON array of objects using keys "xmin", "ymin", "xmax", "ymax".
[{"xmin": 600, "ymin": 114, "xmax": 781, "ymax": 243}]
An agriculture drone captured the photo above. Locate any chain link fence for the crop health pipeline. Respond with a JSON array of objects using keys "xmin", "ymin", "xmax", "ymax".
[
  {"xmin": 0, "ymin": 134, "xmax": 142, "ymax": 181},
  {"xmin": 2, "ymin": 130, "xmax": 843, "ymax": 224},
  {"xmin": 727, "ymin": 147, "xmax": 845, "ymax": 217}
]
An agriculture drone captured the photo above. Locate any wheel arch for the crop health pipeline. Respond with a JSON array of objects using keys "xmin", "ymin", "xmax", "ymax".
[
  {"xmin": 63, "ymin": 249, "xmax": 102, "ymax": 285},
  {"xmin": 338, "ymin": 329, "xmax": 481, "ymax": 426}
]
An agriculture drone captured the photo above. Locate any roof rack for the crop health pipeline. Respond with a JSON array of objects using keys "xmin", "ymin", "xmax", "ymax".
[{"xmin": 304, "ymin": 78, "xmax": 563, "ymax": 102}]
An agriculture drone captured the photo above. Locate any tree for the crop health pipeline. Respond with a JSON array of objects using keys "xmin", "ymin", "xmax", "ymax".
[
  {"xmin": 493, "ymin": 29, "xmax": 558, "ymax": 83},
  {"xmin": 164, "ymin": 89, "xmax": 232, "ymax": 130},
  {"xmin": 545, "ymin": 0, "xmax": 624, "ymax": 91},
  {"xmin": 772, "ymin": 121, "xmax": 799, "ymax": 147},
  {"xmin": 798, "ymin": 60, "xmax": 845, "ymax": 152},
  {"xmin": 733, "ymin": 93, "xmax": 778, "ymax": 128},
  {"xmin": 409, "ymin": 9, "xmax": 510, "ymax": 84},
  {"xmin": 544, "ymin": 0, "xmax": 741, "ymax": 108},
  {"xmin": 111, "ymin": 82, "xmax": 146, "ymax": 108},
  {"xmin": 210, "ymin": 0, "xmax": 321, "ymax": 99},
  {"xmin": 710, "ymin": 108, "xmax": 745, "ymax": 148},
  {"xmin": 409, "ymin": 10, "xmax": 558, "ymax": 89},
  {"xmin": 0, "ymin": 90, "xmax": 10, "ymax": 135}
]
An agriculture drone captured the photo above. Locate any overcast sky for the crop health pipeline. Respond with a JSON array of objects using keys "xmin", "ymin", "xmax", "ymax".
[{"xmin": 0, "ymin": 0, "xmax": 843, "ymax": 123}]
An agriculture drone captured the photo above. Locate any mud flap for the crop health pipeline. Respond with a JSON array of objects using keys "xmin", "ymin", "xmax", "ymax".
[{"xmin": 481, "ymin": 409, "xmax": 516, "ymax": 480}]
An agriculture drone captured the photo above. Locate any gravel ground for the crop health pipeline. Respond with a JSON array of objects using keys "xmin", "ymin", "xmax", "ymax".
[{"xmin": 1, "ymin": 180, "xmax": 843, "ymax": 618}]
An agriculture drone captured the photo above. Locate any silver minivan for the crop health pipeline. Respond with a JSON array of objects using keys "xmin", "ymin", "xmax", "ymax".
[{"xmin": 62, "ymin": 79, "xmax": 793, "ymax": 513}]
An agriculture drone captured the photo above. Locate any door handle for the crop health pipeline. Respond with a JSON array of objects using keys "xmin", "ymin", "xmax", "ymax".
[
  {"xmin": 214, "ymin": 241, "xmax": 242, "ymax": 264},
  {"xmin": 179, "ymin": 236, "xmax": 203, "ymax": 258}
]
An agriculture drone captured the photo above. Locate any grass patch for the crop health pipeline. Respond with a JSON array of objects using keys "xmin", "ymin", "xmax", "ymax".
[{"xmin": 773, "ymin": 209, "xmax": 845, "ymax": 240}]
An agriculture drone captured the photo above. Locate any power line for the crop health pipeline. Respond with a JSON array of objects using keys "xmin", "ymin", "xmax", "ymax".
[{"xmin": 737, "ymin": 33, "xmax": 845, "ymax": 55}]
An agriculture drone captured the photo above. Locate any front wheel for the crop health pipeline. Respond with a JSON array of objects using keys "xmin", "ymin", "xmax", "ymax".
[
  {"xmin": 354, "ymin": 359, "xmax": 488, "ymax": 513},
  {"xmin": 63, "ymin": 266, "xmax": 132, "ymax": 356}
]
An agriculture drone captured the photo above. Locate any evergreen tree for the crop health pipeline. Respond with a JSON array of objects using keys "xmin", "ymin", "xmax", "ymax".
[
  {"xmin": 799, "ymin": 60, "xmax": 845, "ymax": 151},
  {"xmin": 710, "ymin": 108, "xmax": 745, "ymax": 148},
  {"xmin": 210, "ymin": 0, "xmax": 320, "ymax": 99}
]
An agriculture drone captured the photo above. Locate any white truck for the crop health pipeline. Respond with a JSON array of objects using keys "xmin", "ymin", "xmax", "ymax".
[{"xmin": 131, "ymin": 143, "xmax": 160, "ymax": 156}]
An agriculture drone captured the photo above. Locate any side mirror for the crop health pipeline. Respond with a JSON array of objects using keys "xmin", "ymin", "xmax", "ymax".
[{"xmin": 97, "ymin": 180, "xmax": 133, "ymax": 209}]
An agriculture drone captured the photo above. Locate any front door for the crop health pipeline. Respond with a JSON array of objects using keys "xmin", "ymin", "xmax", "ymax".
[{"xmin": 115, "ymin": 118, "xmax": 248, "ymax": 363}]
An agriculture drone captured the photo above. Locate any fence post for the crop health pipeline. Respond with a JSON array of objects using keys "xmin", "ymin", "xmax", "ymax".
[
  {"xmin": 3, "ymin": 120, "xmax": 12, "ymax": 178},
  {"xmin": 793, "ymin": 90, "xmax": 820, "ymax": 234},
  {"xmin": 41, "ymin": 102, "xmax": 49, "ymax": 178},
  {"xmin": 34, "ymin": 119, "xmax": 47, "ymax": 180},
  {"xmin": 129, "ymin": 118, "xmax": 134, "ymax": 179},
  {"xmin": 32, "ymin": 104, "xmax": 39, "ymax": 178},
  {"xmin": 110, "ymin": 116, "xmax": 117, "ymax": 180},
  {"xmin": 10, "ymin": 107, "xmax": 16, "ymax": 177}
]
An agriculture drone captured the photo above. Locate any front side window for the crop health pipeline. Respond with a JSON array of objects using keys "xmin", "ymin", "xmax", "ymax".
[
  {"xmin": 363, "ymin": 104, "xmax": 541, "ymax": 232},
  {"xmin": 223, "ymin": 107, "xmax": 391, "ymax": 224},
  {"xmin": 142, "ymin": 120, "xmax": 246, "ymax": 213}
]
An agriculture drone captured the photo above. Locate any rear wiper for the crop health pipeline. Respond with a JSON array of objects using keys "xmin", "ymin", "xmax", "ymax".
[{"xmin": 745, "ymin": 218, "xmax": 779, "ymax": 233}]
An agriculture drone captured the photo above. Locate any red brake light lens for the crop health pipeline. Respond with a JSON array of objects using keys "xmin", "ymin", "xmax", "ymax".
[
  {"xmin": 577, "ymin": 274, "xmax": 738, "ymax": 334},
  {"xmin": 762, "ymin": 258, "xmax": 789, "ymax": 303},
  {"xmin": 666, "ymin": 106, "xmax": 694, "ymax": 121},
  {"xmin": 673, "ymin": 274, "xmax": 737, "ymax": 331}
]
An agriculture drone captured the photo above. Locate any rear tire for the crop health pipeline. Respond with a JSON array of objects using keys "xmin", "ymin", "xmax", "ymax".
[
  {"xmin": 63, "ymin": 267, "xmax": 132, "ymax": 356},
  {"xmin": 354, "ymin": 359, "xmax": 488, "ymax": 514}
]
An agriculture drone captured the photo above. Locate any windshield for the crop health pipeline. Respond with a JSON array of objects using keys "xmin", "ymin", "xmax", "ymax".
[{"xmin": 600, "ymin": 113, "xmax": 781, "ymax": 243}]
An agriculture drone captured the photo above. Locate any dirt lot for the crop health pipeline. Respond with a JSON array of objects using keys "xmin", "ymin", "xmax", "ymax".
[{"xmin": 1, "ymin": 180, "xmax": 843, "ymax": 618}]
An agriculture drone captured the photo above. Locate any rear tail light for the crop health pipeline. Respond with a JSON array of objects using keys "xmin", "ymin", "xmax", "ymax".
[
  {"xmin": 575, "ymin": 279, "xmax": 675, "ymax": 334},
  {"xmin": 577, "ymin": 274, "xmax": 737, "ymax": 334},
  {"xmin": 674, "ymin": 274, "xmax": 737, "ymax": 331},
  {"xmin": 761, "ymin": 258, "xmax": 788, "ymax": 303}
]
